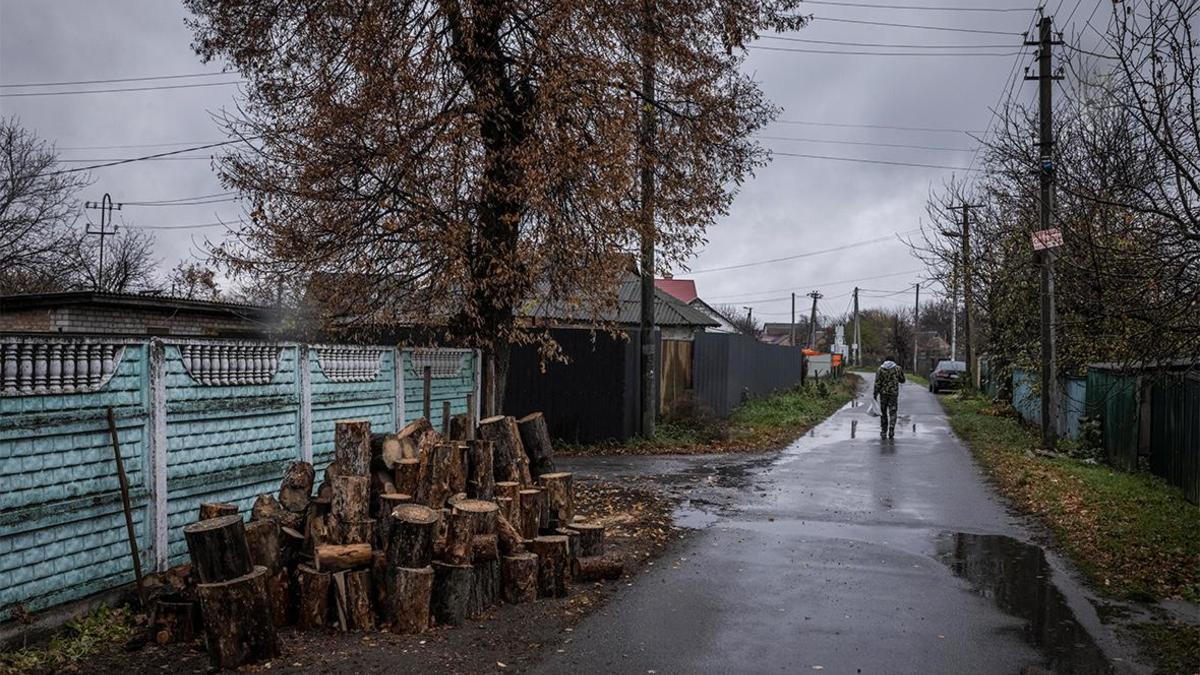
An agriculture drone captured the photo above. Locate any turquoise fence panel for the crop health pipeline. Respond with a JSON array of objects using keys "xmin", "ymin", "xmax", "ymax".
[
  {"xmin": 1086, "ymin": 368, "xmax": 1140, "ymax": 471},
  {"xmin": 310, "ymin": 346, "xmax": 397, "ymax": 471},
  {"xmin": 0, "ymin": 338, "xmax": 152, "ymax": 619},
  {"xmin": 402, "ymin": 349, "xmax": 476, "ymax": 431},
  {"xmin": 162, "ymin": 341, "xmax": 301, "ymax": 565},
  {"xmin": 1009, "ymin": 369, "xmax": 1084, "ymax": 440}
]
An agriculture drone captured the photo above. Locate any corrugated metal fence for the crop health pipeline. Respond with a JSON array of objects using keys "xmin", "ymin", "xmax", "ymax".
[
  {"xmin": 1148, "ymin": 373, "xmax": 1200, "ymax": 504},
  {"xmin": 693, "ymin": 333, "xmax": 805, "ymax": 417},
  {"xmin": 1011, "ymin": 369, "xmax": 1087, "ymax": 440},
  {"xmin": 0, "ymin": 336, "xmax": 477, "ymax": 619}
]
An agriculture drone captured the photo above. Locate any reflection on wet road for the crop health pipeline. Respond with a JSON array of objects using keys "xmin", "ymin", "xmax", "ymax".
[{"xmin": 543, "ymin": 376, "xmax": 1143, "ymax": 675}]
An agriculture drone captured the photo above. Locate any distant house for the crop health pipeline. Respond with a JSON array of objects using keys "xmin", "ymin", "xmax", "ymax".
[
  {"xmin": 0, "ymin": 291, "xmax": 281, "ymax": 337},
  {"xmin": 524, "ymin": 273, "xmax": 717, "ymax": 339},
  {"xmin": 654, "ymin": 277, "xmax": 738, "ymax": 334},
  {"xmin": 761, "ymin": 322, "xmax": 801, "ymax": 346}
]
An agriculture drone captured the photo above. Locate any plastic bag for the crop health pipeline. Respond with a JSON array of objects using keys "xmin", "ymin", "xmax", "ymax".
[{"xmin": 867, "ymin": 399, "xmax": 880, "ymax": 417}]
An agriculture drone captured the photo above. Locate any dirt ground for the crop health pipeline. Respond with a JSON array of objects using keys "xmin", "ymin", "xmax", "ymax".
[{"xmin": 68, "ymin": 481, "xmax": 677, "ymax": 675}]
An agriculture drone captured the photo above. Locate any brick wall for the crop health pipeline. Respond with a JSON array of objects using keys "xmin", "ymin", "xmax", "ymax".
[{"xmin": 1, "ymin": 306, "xmax": 262, "ymax": 336}]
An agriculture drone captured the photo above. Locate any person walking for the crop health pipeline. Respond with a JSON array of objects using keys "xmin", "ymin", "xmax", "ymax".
[{"xmin": 873, "ymin": 355, "xmax": 906, "ymax": 438}]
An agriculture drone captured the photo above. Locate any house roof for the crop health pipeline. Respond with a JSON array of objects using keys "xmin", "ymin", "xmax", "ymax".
[
  {"xmin": 520, "ymin": 274, "xmax": 718, "ymax": 328},
  {"xmin": 0, "ymin": 291, "xmax": 275, "ymax": 317},
  {"xmin": 654, "ymin": 278, "xmax": 698, "ymax": 304}
]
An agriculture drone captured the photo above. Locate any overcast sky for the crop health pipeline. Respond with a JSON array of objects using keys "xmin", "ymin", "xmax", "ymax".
[{"xmin": 0, "ymin": 0, "xmax": 1108, "ymax": 322}]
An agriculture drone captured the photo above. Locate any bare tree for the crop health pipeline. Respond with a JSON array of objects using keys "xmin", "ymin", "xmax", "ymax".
[
  {"xmin": 715, "ymin": 304, "xmax": 759, "ymax": 336},
  {"xmin": 62, "ymin": 228, "xmax": 160, "ymax": 293},
  {"xmin": 0, "ymin": 117, "xmax": 91, "ymax": 294},
  {"xmin": 168, "ymin": 261, "xmax": 222, "ymax": 301}
]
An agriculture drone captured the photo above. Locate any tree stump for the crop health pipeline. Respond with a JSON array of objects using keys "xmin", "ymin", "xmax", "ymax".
[
  {"xmin": 331, "ymin": 475, "xmax": 369, "ymax": 524},
  {"xmin": 184, "ymin": 515, "xmax": 253, "ymax": 584},
  {"xmin": 539, "ymin": 472, "xmax": 574, "ymax": 530},
  {"xmin": 496, "ymin": 480, "xmax": 522, "ymax": 504},
  {"xmin": 244, "ymin": 518, "xmax": 281, "ymax": 573},
  {"xmin": 472, "ymin": 534, "xmax": 499, "ymax": 562},
  {"xmin": 568, "ymin": 522, "xmax": 605, "ymax": 557},
  {"xmin": 198, "ymin": 502, "xmax": 238, "ymax": 521},
  {"xmin": 297, "ymin": 563, "xmax": 331, "ymax": 629},
  {"xmin": 518, "ymin": 488, "xmax": 543, "ymax": 539},
  {"xmin": 152, "ymin": 595, "xmax": 201, "ymax": 644},
  {"xmin": 343, "ymin": 569, "xmax": 375, "ymax": 630},
  {"xmin": 431, "ymin": 561, "xmax": 473, "ymax": 627},
  {"xmin": 572, "ymin": 554, "xmax": 624, "ymax": 581},
  {"xmin": 495, "ymin": 497, "xmax": 515, "ymax": 527},
  {"xmin": 384, "ymin": 565, "xmax": 433, "ymax": 634},
  {"xmin": 465, "ymin": 440, "xmax": 495, "ymax": 500},
  {"xmin": 268, "ymin": 569, "xmax": 291, "ymax": 626},
  {"xmin": 501, "ymin": 553, "xmax": 539, "ymax": 604},
  {"xmin": 195, "ymin": 566, "xmax": 280, "ymax": 669},
  {"xmin": 478, "ymin": 415, "xmax": 532, "ymax": 485},
  {"xmin": 376, "ymin": 493, "xmax": 412, "ymax": 551},
  {"xmin": 448, "ymin": 413, "xmax": 472, "ymax": 440},
  {"xmin": 371, "ymin": 432, "xmax": 404, "ymax": 471},
  {"xmin": 278, "ymin": 461, "xmax": 316, "ymax": 513},
  {"xmin": 450, "ymin": 442, "xmax": 470, "ymax": 495},
  {"xmin": 516, "ymin": 412, "xmax": 556, "ymax": 478},
  {"xmin": 334, "ymin": 419, "xmax": 373, "ymax": 475},
  {"xmin": 333, "ymin": 517, "xmax": 375, "ymax": 545},
  {"xmin": 452, "ymin": 499, "xmax": 500, "ymax": 533},
  {"xmin": 416, "ymin": 443, "xmax": 456, "ymax": 507},
  {"xmin": 495, "ymin": 514, "xmax": 525, "ymax": 555},
  {"xmin": 386, "ymin": 504, "xmax": 439, "ymax": 569},
  {"xmin": 529, "ymin": 535, "xmax": 569, "ymax": 598},
  {"xmin": 556, "ymin": 527, "xmax": 580, "ymax": 577},
  {"xmin": 395, "ymin": 458, "xmax": 420, "ymax": 498},
  {"xmin": 469, "ymin": 559, "xmax": 500, "ymax": 617}
]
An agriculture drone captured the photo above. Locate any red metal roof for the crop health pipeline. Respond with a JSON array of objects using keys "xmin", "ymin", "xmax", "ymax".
[{"xmin": 654, "ymin": 278, "xmax": 698, "ymax": 304}]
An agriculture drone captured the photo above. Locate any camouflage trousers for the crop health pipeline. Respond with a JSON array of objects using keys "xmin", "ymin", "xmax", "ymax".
[{"xmin": 879, "ymin": 394, "xmax": 899, "ymax": 435}]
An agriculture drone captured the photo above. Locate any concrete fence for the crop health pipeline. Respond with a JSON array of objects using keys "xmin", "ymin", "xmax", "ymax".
[{"xmin": 0, "ymin": 335, "xmax": 478, "ymax": 620}]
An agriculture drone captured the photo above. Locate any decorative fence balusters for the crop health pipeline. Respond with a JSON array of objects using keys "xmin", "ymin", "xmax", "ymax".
[
  {"xmin": 178, "ymin": 342, "xmax": 282, "ymax": 387},
  {"xmin": 409, "ymin": 349, "xmax": 468, "ymax": 379},
  {"xmin": 0, "ymin": 339, "xmax": 127, "ymax": 396},
  {"xmin": 315, "ymin": 346, "xmax": 385, "ymax": 383}
]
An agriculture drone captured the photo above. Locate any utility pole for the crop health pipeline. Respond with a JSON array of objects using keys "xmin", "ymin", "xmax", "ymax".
[
  {"xmin": 743, "ymin": 306, "xmax": 753, "ymax": 335},
  {"xmin": 853, "ymin": 287, "xmax": 861, "ymax": 366},
  {"xmin": 943, "ymin": 204, "xmax": 979, "ymax": 384},
  {"xmin": 1026, "ymin": 13, "xmax": 1062, "ymax": 449},
  {"xmin": 950, "ymin": 274, "xmax": 957, "ymax": 361},
  {"xmin": 83, "ymin": 193, "xmax": 122, "ymax": 292},
  {"xmin": 790, "ymin": 293, "xmax": 796, "ymax": 346},
  {"xmin": 637, "ymin": 0, "xmax": 657, "ymax": 438},
  {"xmin": 807, "ymin": 291, "xmax": 822, "ymax": 348},
  {"xmin": 912, "ymin": 283, "xmax": 920, "ymax": 373}
]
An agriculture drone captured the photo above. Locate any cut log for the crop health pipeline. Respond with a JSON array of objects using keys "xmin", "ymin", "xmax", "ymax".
[
  {"xmin": 449, "ymin": 443, "xmax": 468, "ymax": 495},
  {"xmin": 268, "ymin": 569, "xmax": 290, "ymax": 627},
  {"xmin": 452, "ymin": 499, "xmax": 500, "ymax": 533},
  {"xmin": 198, "ymin": 502, "xmax": 238, "ymax": 521},
  {"xmin": 377, "ymin": 492, "xmax": 411, "ymax": 518},
  {"xmin": 184, "ymin": 515, "xmax": 252, "ymax": 584},
  {"xmin": 556, "ymin": 527, "xmax": 580, "ymax": 577},
  {"xmin": 386, "ymin": 504, "xmax": 439, "ymax": 569},
  {"xmin": 396, "ymin": 418, "xmax": 433, "ymax": 460},
  {"xmin": 152, "ymin": 596, "xmax": 201, "ymax": 644},
  {"xmin": 370, "ymin": 469, "xmax": 397, "ymax": 510},
  {"xmin": 431, "ymin": 561, "xmax": 473, "ymax": 627},
  {"xmin": 303, "ymin": 512, "xmax": 334, "ymax": 556},
  {"xmin": 465, "ymin": 440, "xmax": 495, "ymax": 500},
  {"xmin": 251, "ymin": 493, "xmax": 304, "ymax": 532},
  {"xmin": 469, "ymin": 559, "xmax": 500, "ymax": 618},
  {"xmin": 280, "ymin": 526, "xmax": 304, "ymax": 569},
  {"xmin": 332, "ymin": 518, "xmax": 375, "ymax": 546},
  {"xmin": 195, "ymin": 566, "xmax": 280, "ymax": 670},
  {"xmin": 539, "ymin": 472, "xmax": 574, "ymax": 530},
  {"xmin": 376, "ymin": 493, "xmax": 412, "ymax": 551},
  {"xmin": 572, "ymin": 554, "xmax": 624, "ymax": 582},
  {"xmin": 528, "ymin": 535, "xmax": 569, "ymax": 598},
  {"xmin": 501, "ymin": 552, "xmax": 539, "ymax": 604},
  {"xmin": 444, "ymin": 508, "xmax": 474, "ymax": 565},
  {"xmin": 331, "ymin": 475, "xmax": 369, "ymax": 524},
  {"xmin": 334, "ymin": 419, "xmax": 373, "ymax": 475},
  {"xmin": 415, "ymin": 443, "xmax": 455, "ymax": 508},
  {"xmin": 568, "ymin": 522, "xmax": 605, "ymax": 557},
  {"xmin": 315, "ymin": 543, "xmax": 373, "ymax": 572},
  {"xmin": 496, "ymin": 481, "xmax": 521, "ymax": 505},
  {"xmin": 516, "ymin": 412, "xmax": 556, "ymax": 478},
  {"xmin": 495, "ymin": 514, "xmax": 525, "ymax": 555},
  {"xmin": 472, "ymin": 533, "xmax": 499, "ymax": 562},
  {"xmin": 343, "ymin": 568, "xmax": 375, "ymax": 630},
  {"xmin": 518, "ymin": 488, "xmax": 543, "ymax": 540},
  {"xmin": 448, "ymin": 413, "xmax": 471, "ymax": 441},
  {"xmin": 478, "ymin": 415, "xmax": 532, "ymax": 486},
  {"xmin": 278, "ymin": 461, "xmax": 316, "ymax": 513},
  {"xmin": 297, "ymin": 564, "xmax": 331, "ymax": 629},
  {"xmin": 395, "ymin": 458, "xmax": 420, "ymax": 498},
  {"xmin": 371, "ymin": 432, "xmax": 404, "ymax": 471},
  {"xmin": 494, "ymin": 497, "xmax": 516, "ymax": 530},
  {"xmin": 243, "ymin": 518, "xmax": 281, "ymax": 573},
  {"xmin": 384, "ymin": 565, "xmax": 433, "ymax": 634}
]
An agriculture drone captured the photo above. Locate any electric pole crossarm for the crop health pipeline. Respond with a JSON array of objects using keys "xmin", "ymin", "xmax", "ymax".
[{"xmin": 83, "ymin": 193, "xmax": 122, "ymax": 292}]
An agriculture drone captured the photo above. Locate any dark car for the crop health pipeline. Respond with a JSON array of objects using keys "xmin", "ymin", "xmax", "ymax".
[{"xmin": 929, "ymin": 360, "xmax": 967, "ymax": 393}]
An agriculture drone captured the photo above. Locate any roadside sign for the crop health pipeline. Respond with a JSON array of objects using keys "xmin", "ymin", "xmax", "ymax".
[{"xmin": 1031, "ymin": 228, "xmax": 1063, "ymax": 251}]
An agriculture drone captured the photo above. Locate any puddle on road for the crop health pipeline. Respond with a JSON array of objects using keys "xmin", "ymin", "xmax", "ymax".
[
  {"xmin": 673, "ymin": 501, "xmax": 720, "ymax": 529},
  {"xmin": 935, "ymin": 532, "xmax": 1113, "ymax": 674}
]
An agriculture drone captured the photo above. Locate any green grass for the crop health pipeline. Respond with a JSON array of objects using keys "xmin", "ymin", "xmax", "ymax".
[
  {"xmin": 907, "ymin": 373, "xmax": 930, "ymax": 387},
  {"xmin": 1129, "ymin": 621, "xmax": 1200, "ymax": 675},
  {"xmin": 940, "ymin": 395, "xmax": 1200, "ymax": 603},
  {"xmin": 0, "ymin": 605, "xmax": 136, "ymax": 675}
]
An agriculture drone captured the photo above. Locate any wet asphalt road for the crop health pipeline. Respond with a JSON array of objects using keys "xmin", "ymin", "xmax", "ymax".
[{"xmin": 537, "ymin": 376, "xmax": 1144, "ymax": 675}]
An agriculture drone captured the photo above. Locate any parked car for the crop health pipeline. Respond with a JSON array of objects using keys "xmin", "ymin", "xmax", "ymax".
[{"xmin": 929, "ymin": 360, "xmax": 967, "ymax": 393}]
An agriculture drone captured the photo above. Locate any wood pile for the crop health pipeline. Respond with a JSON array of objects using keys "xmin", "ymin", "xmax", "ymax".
[{"xmin": 172, "ymin": 407, "xmax": 619, "ymax": 668}]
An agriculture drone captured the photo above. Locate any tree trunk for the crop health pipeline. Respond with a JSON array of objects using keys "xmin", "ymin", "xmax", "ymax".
[
  {"xmin": 195, "ymin": 566, "xmax": 279, "ymax": 669},
  {"xmin": 444, "ymin": 508, "xmax": 474, "ymax": 565},
  {"xmin": 315, "ymin": 543, "xmax": 373, "ymax": 571},
  {"xmin": 538, "ymin": 472, "xmax": 574, "ymax": 530},
  {"xmin": 518, "ymin": 488, "xmax": 542, "ymax": 539},
  {"xmin": 500, "ymin": 552, "xmax": 538, "ymax": 604},
  {"xmin": 278, "ymin": 461, "xmax": 315, "ymax": 513},
  {"xmin": 376, "ymin": 493, "xmax": 412, "ymax": 551},
  {"xmin": 567, "ymin": 522, "xmax": 605, "ymax": 557},
  {"xmin": 416, "ymin": 442, "xmax": 456, "ymax": 508},
  {"xmin": 243, "ymin": 518, "xmax": 281, "ymax": 573},
  {"xmin": 198, "ymin": 502, "xmax": 238, "ymax": 521},
  {"xmin": 516, "ymin": 412, "xmax": 556, "ymax": 478},
  {"xmin": 431, "ymin": 561, "xmax": 473, "ymax": 627},
  {"xmin": 478, "ymin": 415, "xmax": 532, "ymax": 485},
  {"xmin": 572, "ymin": 554, "xmax": 624, "ymax": 581},
  {"xmin": 384, "ymin": 565, "xmax": 433, "ymax": 634},
  {"xmin": 334, "ymin": 419, "xmax": 373, "ymax": 475},
  {"xmin": 184, "ymin": 515, "xmax": 252, "ymax": 584},
  {"xmin": 528, "ymin": 535, "xmax": 569, "ymax": 598},
  {"xmin": 297, "ymin": 563, "xmax": 331, "ymax": 629},
  {"xmin": 386, "ymin": 504, "xmax": 439, "ymax": 569},
  {"xmin": 465, "ymin": 439, "xmax": 495, "ymax": 500}
]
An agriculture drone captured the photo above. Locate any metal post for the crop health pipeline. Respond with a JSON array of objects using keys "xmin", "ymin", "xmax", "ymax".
[
  {"xmin": 853, "ymin": 287, "xmax": 860, "ymax": 366},
  {"xmin": 912, "ymin": 283, "xmax": 920, "ymax": 373},
  {"xmin": 790, "ymin": 293, "xmax": 796, "ymax": 346}
]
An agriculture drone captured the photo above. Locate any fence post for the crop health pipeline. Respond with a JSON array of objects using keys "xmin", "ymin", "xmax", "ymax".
[
  {"xmin": 474, "ymin": 349, "xmax": 483, "ymax": 425},
  {"xmin": 394, "ymin": 347, "xmax": 406, "ymax": 431},
  {"xmin": 298, "ymin": 344, "xmax": 313, "ymax": 463},
  {"xmin": 147, "ymin": 338, "xmax": 168, "ymax": 572}
]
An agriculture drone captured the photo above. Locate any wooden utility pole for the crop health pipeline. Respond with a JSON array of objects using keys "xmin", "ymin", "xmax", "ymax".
[
  {"xmin": 638, "ymin": 0, "xmax": 657, "ymax": 438},
  {"xmin": 950, "ymin": 274, "xmax": 957, "ymax": 361},
  {"xmin": 912, "ymin": 283, "xmax": 920, "ymax": 373},
  {"xmin": 807, "ymin": 291, "xmax": 822, "ymax": 348},
  {"xmin": 853, "ymin": 287, "xmax": 860, "ymax": 366},
  {"xmin": 944, "ymin": 204, "xmax": 978, "ymax": 383},
  {"xmin": 1026, "ymin": 13, "xmax": 1062, "ymax": 449}
]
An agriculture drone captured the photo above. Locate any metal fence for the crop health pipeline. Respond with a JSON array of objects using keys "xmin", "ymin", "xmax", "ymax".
[
  {"xmin": 1148, "ymin": 372, "xmax": 1200, "ymax": 503},
  {"xmin": 692, "ymin": 332, "xmax": 805, "ymax": 418},
  {"xmin": 1011, "ymin": 369, "xmax": 1087, "ymax": 440}
]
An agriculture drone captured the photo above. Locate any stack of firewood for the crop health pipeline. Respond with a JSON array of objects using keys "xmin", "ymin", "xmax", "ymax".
[{"xmin": 173, "ymin": 409, "xmax": 620, "ymax": 670}]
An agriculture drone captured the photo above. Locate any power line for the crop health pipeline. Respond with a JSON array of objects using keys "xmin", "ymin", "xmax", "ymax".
[
  {"xmin": 57, "ymin": 156, "xmax": 217, "ymax": 163},
  {"xmin": 771, "ymin": 150, "xmax": 980, "ymax": 171},
  {"xmin": 689, "ymin": 230, "xmax": 920, "ymax": 275},
  {"xmin": 58, "ymin": 140, "xmax": 229, "ymax": 151},
  {"xmin": 759, "ymin": 34, "xmax": 1015, "ymax": 49},
  {"xmin": 0, "ymin": 71, "xmax": 231, "ymax": 88},
  {"xmin": 803, "ymin": 0, "xmax": 1031, "ymax": 11},
  {"xmin": 704, "ymin": 269, "xmax": 923, "ymax": 301},
  {"xmin": 123, "ymin": 197, "xmax": 239, "ymax": 207},
  {"xmin": 751, "ymin": 45, "xmax": 1021, "ymax": 56},
  {"xmin": 122, "ymin": 191, "xmax": 239, "ymax": 206},
  {"xmin": 813, "ymin": 16, "xmax": 1026, "ymax": 36},
  {"xmin": 773, "ymin": 119, "xmax": 983, "ymax": 134},
  {"xmin": 0, "ymin": 80, "xmax": 241, "ymax": 98},
  {"xmin": 122, "ymin": 219, "xmax": 236, "ymax": 231},
  {"xmin": 7, "ymin": 139, "xmax": 251, "ymax": 180},
  {"xmin": 759, "ymin": 135, "xmax": 974, "ymax": 152}
]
